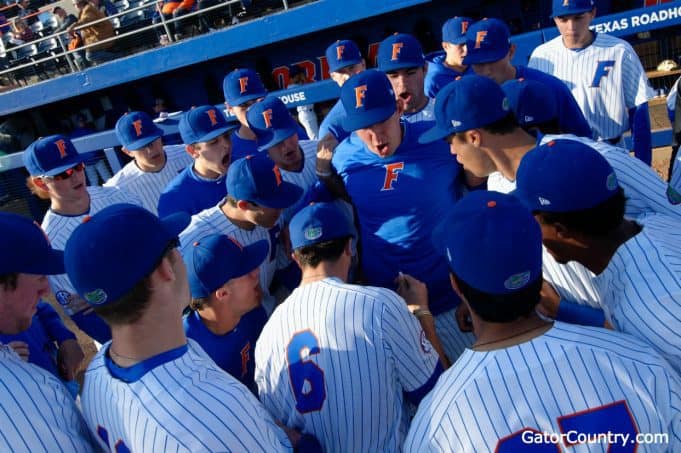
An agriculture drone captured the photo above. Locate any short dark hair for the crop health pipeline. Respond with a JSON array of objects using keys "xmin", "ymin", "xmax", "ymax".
[
  {"xmin": 93, "ymin": 242, "xmax": 178, "ymax": 326},
  {"xmin": 528, "ymin": 118, "xmax": 562, "ymax": 135},
  {"xmin": 0, "ymin": 273, "xmax": 18, "ymax": 291},
  {"xmin": 52, "ymin": 6, "xmax": 63, "ymax": 13},
  {"xmin": 293, "ymin": 236, "xmax": 351, "ymax": 269},
  {"xmin": 452, "ymin": 272, "xmax": 542, "ymax": 323},
  {"xmin": 534, "ymin": 188, "xmax": 626, "ymax": 237},
  {"xmin": 482, "ymin": 112, "xmax": 520, "ymax": 135},
  {"xmin": 189, "ymin": 296, "xmax": 210, "ymax": 311}
]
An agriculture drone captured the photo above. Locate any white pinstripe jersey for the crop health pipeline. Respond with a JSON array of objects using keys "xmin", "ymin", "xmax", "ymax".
[
  {"xmin": 488, "ymin": 134, "xmax": 681, "ymax": 308},
  {"xmin": 278, "ymin": 140, "xmax": 319, "ymax": 223},
  {"xmin": 178, "ymin": 204, "xmax": 279, "ymax": 313},
  {"xmin": 529, "ymin": 33, "xmax": 653, "ymax": 141},
  {"xmin": 82, "ymin": 339, "xmax": 291, "ymax": 452},
  {"xmin": 403, "ymin": 97, "xmax": 435, "ymax": 124},
  {"xmin": 255, "ymin": 277, "xmax": 441, "ymax": 453},
  {"xmin": 42, "ymin": 186, "xmax": 143, "ymax": 316},
  {"xmin": 104, "ymin": 145, "xmax": 193, "ymax": 215},
  {"xmin": 594, "ymin": 214, "xmax": 681, "ymax": 372},
  {"xmin": 0, "ymin": 345, "xmax": 95, "ymax": 452},
  {"xmin": 405, "ymin": 322, "xmax": 681, "ymax": 453}
]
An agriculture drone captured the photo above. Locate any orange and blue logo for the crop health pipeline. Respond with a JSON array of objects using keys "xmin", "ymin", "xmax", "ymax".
[
  {"xmin": 382, "ymin": 162, "xmax": 404, "ymax": 191},
  {"xmin": 54, "ymin": 139, "xmax": 68, "ymax": 158},
  {"xmin": 474, "ymin": 31, "xmax": 488, "ymax": 49},
  {"xmin": 336, "ymin": 44, "xmax": 345, "ymax": 60},
  {"xmin": 461, "ymin": 20, "xmax": 470, "ymax": 34},
  {"xmin": 354, "ymin": 84, "xmax": 368, "ymax": 108},
  {"xmin": 391, "ymin": 42, "xmax": 403, "ymax": 61},
  {"xmin": 262, "ymin": 108, "xmax": 274, "ymax": 128},
  {"xmin": 273, "ymin": 165, "xmax": 283, "ymax": 186},
  {"xmin": 132, "ymin": 119, "xmax": 143, "ymax": 137},
  {"xmin": 239, "ymin": 76, "xmax": 249, "ymax": 94},
  {"xmin": 206, "ymin": 109, "xmax": 218, "ymax": 126}
]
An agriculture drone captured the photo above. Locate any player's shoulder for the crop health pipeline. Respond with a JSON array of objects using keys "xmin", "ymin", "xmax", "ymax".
[
  {"xmin": 530, "ymin": 35, "xmax": 563, "ymax": 56},
  {"xmin": 91, "ymin": 185, "xmax": 142, "ymax": 208},
  {"xmin": 594, "ymin": 32, "xmax": 631, "ymax": 50}
]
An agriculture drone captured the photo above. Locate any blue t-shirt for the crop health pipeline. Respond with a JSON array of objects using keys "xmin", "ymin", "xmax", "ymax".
[
  {"xmin": 0, "ymin": 302, "xmax": 75, "ymax": 378},
  {"xmin": 183, "ymin": 306, "xmax": 267, "ymax": 392},
  {"xmin": 318, "ymin": 99, "xmax": 349, "ymax": 142},
  {"xmin": 157, "ymin": 165, "xmax": 227, "ymax": 218},
  {"xmin": 424, "ymin": 51, "xmax": 471, "ymax": 98},
  {"xmin": 332, "ymin": 120, "xmax": 462, "ymax": 315},
  {"xmin": 515, "ymin": 65, "xmax": 592, "ymax": 138}
]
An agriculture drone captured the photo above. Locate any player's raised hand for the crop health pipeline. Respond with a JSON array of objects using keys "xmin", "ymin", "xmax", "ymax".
[
  {"xmin": 316, "ymin": 132, "xmax": 338, "ymax": 176},
  {"xmin": 395, "ymin": 272, "xmax": 428, "ymax": 311},
  {"xmin": 7, "ymin": 341, "xmax": 30, "ymax": 361},
  {"xmin": 58, "ymin": 338, "xmax": 85, "ymax": 381}
]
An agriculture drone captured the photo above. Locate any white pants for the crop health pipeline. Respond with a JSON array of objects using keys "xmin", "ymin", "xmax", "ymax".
[{"xmin": 297, "ymin": 106, "xmax": 319, "ymax": 140}]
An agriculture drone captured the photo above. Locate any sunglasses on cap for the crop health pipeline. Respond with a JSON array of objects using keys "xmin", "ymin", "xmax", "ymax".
[{"xmin": 44, "ymin": 162, "xmax": 85, "ymax": 181}]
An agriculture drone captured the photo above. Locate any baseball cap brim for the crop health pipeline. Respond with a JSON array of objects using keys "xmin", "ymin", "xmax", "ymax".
[
  {"xmin": 253, "ymin": 181, "xmax": 304, "ymax": 209},
  {"xmin": 124, "ymin": 128, "xmax": 164, "ymax": 151},
  {"xmin": 329, "ymin": 57, "xmax": 363, "ymax": 74},
  {"xmin": 230, "ymin": 92, "xmax": 266, "ymax": 107},
  {"xmin": 42, "ymin": 155, "xmax": 86, "ymax": 177},
  {"xmin": 463, "ymin": 46, "xmax": 510, "ymax": 65},
  {"xmin": 194, "ymin": 124, "xmax": 238, "ymax": 144},
  {"xmin": 381, "ymin": 61, "xmax": 425, "ymax": 73},
  {"xmin": 445, "ymin": 36, "xmax": 467, "ymax": 45},
  {"xmin": 550, "ymin": 6, "xmax": 593, "ymax": 18},
  {"xmin": 18, "ymin": 248, "xmax": 65, "ymax": 275},
  {"xmin": 419, "ymin": 124, "xmax": 454, "ymax": 144},
  {"xmin": 341, "ymin": 104, "xmax": 396, "ymax": 132},
  {"xmin": 256, "ymin": 126, "xmax": 297, "ymax": 152}
]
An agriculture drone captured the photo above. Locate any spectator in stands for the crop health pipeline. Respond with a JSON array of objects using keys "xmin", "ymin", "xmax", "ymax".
[
  {"xmin": 155, "ymin": 0, "xmax": 196, "ymax": 40},
  {"xmin": 69, "ymin": 0, "xmax": 118, "ymax": 65},
  {"xmin": 8, "ymin": 19, "xmax": 34, "ymax": 46},
  {"xmin": 90, "ymin": 0, "xmax": 118, "ymax": 17},
  {"xmin": 53, "ymin": 7, "xmax": 78, "ymax": 33},
  {"xmin": 17, "ymin": 0, "xmax": 37, "ymax": 25}
]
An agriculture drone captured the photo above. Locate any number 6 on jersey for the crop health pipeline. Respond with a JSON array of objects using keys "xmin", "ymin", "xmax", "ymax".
[{"xmin": 287, "ymin": 330, "xmax": 326, "ymax": 413}]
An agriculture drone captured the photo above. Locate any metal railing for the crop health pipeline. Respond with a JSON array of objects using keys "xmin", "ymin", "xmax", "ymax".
[{"xmin": 0, "ymin": 0, "xmax": 291, "ymax": 84}]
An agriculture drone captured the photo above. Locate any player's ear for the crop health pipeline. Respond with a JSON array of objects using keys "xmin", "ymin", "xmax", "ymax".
[
  {"xmin": 31, "ymin": 177, "xmax": 49, "ymax": 191},
  {"xmin": 441, "ymin": 41, "xmax": 448, "ymax": 52},
  {"xmin": 507, "ymin": 43, "xmax": 516, "ymax": 60},
  {"xmin": 291, "ymin": 250, "xmax": 302, "ymax": 270},
  {"xmin": 185, "ymin": 144, "xmax": 199, "ymax": 159},
  {"xmin": 343, "ymin": 237, "xmax": 352, "ymax": 257},
  {"xmin": 215, "ymin": 284, "xmax": 230, "ymax": 300},
  {"xmin": 448, "ymin": 273, "xmax": 462, "ymax": 297},
  {"xmin": 121, "ymin": 148, "xmax": 134, "ymax": 158},
  {"xmin": 236, "ymin": 199, "xmax": 251, "ymax": 211}
]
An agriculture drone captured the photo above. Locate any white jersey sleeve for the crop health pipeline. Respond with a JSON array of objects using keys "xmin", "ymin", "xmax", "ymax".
[{"xmin": 0, "ymin": 345, "xmax": 95, "ymax": 452}]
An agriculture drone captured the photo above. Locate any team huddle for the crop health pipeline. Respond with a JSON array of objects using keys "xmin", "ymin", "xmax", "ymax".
[{"xmin": 1, "ymin": 0, "xmax": 680, "ymax": 451}]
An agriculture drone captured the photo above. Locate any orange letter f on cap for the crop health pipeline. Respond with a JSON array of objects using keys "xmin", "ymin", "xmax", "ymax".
[
  {"xmin": 239, "ymin": 76, "xmax": 249, "ymax": 94},
  {"xmin": 355, "ymin": 85, "xmax": 368, "ymax": 108},
  {"xmin": 262, "ymin": 109, "xmax": 273, "ymax": 128},
  {"xmin": 391, "ymin": 42, "xmax": 403, "ymax": 61},
  {"xmin": 132, "ymin": 119, "xmax": 143, "ymax": 137},
  {"xmin": 55, "ymin": 139, "xmax": 68, "ymax": 158},
  {"xmin": 475, "ymin": 31, "xmax": 488, "ymax": 49},
  {"xmin": 206, "ymin": 109, "xmax": 218, "ymax": 126},
  {"xmin": 336, "ymin": 45, "xmax": 345, "ymax": 60}
]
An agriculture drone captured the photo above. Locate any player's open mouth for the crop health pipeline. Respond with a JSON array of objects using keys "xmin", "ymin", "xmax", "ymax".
[
  {"xmin": 399, "ymin": 92, "xmax": 412, "ymax": 103},
  {"xmin": 376, "ymin": 143, "xmax": 389, "ymax": 155}
]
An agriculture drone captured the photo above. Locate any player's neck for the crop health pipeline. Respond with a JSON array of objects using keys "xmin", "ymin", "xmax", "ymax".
[
  {"xmin": 300, "ymin": 261, "xmax": 348, "ymax": 285},
  {"xmin": 197, "ymin": 305, "xmax": 241, "ymax": 336},
  {"xmin": 580, "ymin": 219, "xmax": 641, "ymax": 275},
  {"xmin": 404, "ymin": 94, "xmax": 429, "ymax": 114},
  {"xmin": 562, "ymin": 31, "xmax": 595, "ymax": 50},
  {"xmin": 51, "ymin": 191, "xmax": 90, "ymax": 216},
  {"xmin": 443, "ymin": 57, "xmax": 466, "ymax": 73},
  {"xmin": 193, "ymin": 161, "xmax": 222, "ymax": 180},
  {"xmin": 491, "ymin": 129, "xmax": 536, "ymax": 181},
  {"xmin": 472, "ymin": 313, "xmax": 552, "ymax": 351},
  {"xmin": 239, "ymin": 124, "xmax": 256, "ymax": 141},
  {"xmin": 221, "ymin": 202, "xmax": 256, "ymax": 231}
]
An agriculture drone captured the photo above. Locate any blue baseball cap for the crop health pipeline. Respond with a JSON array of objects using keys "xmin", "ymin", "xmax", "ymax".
[
  {"xmin": 501, "ymin": 78, "xmax": 557, "ymax": 128},
  {"xmin": 0, "ymin": 212, "xmax": 64, "ymax": 275},
  {"xmin": 420, "ymin": 75, "xmax": 511, "ymax": 144},
  {"xmin": 377, "ymin": 33, "xmax": 425, "ymax": 73},
  {"xmin": 514, "ymin": 139, "xmax": 620, "ymax": 213},
  {"xmin": 246, "ymin": 96, "xmax": 298, "ymax": 152},
  {"xmin": 340, "ymin": 69, "xmax": 396, "ymax": 132},
  {"xmin": 442, "ymin": 16, "xmax": 473, "ymax": 45},
  {"xmin": 432, "ymin": 191, "xmax": 542, "ymax": 294},
  {"xmin": 226, "ymin": 154, "xmax": 303, "ymax": 209},
  {"xmin": 463, "ymin": 18, "xmax": 511, "ymax": 65},
  {"xmin": 223, "ymin": 68, "xmax": 268, "ymax": 107},
  {"xmin": 551, "ymin": 0, "xmax": 595, "ymax": 18},
  {"xmin": 326, "ymin": 39, "xmax": 362, "ymax": 73},
  {"xmin": 179, "ymin": 105, "xmax": 236, "ymax": 145},
  {"xmin": 64, "ymin": 204, "xmax": 190, "ymax": 306},
  {"xmin": 185, "ymin": 234, "xmax": 268, "ymax": 299},
  {"xmin": 23, "ymin": 135, "xmax": 84, "ymax": 177},
  {"xmin": 115, "ymin": 111, "xmax": 164, "ymax": 151},
  {"xmin": 290, "ymin": 202, "xmax": 356, "ymax": 250}
]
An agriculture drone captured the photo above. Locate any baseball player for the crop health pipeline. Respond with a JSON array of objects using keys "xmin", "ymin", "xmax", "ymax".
[
  {"xmin": 529, "ymin": 0, "xmax": 654, "ymax": 164},
  {"xmin": 318, "ymin": 39, "xmax": 366, "ymax": 142},
  {"xmin": 423, "ymin": 16, "xmax": 473, "ymax": 98},
  {"xmin": 24, "ymin": 134, "xmax": 142, "ymax": 343},
  {"xmin": 501, "ymin": 77, "xmax": 559, "ymax": 135},
  {"xmin": 224, "ymin": 68, "xmax": 310, "ymax": 162},
  {"xmin": 157, "ymin": 105, "xmax": 236, "ymax": 218},
  {"xmin": 322, "ymin": 69, "xmax": 474, "ymax": 361},
  {"xmin": 287, "ymin": 65, "xmax": 319, "ymax": 140},
  {"xmin": 255, "ymin": 202, "xmax": 446, "ymax": 452},
  {"xmin": 464, "ymin": 17, "xmax": 592, "ymax": 138},
  {"xmin": 183, "ymin": 233, "xmax": 268, "ymax": 392},
  {"xmin": 0, "ymin": 212, "xmax": 96, "ymax": 451},
  {"xmin": 246, "ymin": 95, "xmax": 319, "ymax": 221},
  {"xmin": 422, "ymin": 75, "xmax": 681, "ymax": 316},
  {"xmin": 179, "ymin": 153, "xmax": 303, "ymax": 314},
  {"xmin": 63, "ymin": 203, "xmax": 308, "ymax": 452},
  {"xmin": 405, "ymin": 190, "xmax": 681, "ymax": 452},
  {"xmin": 377, "ymin": 33, "xmax": 435, "ymax": 124},
  {"xmin": 104, "ymin": 111, "xmax": 193, "ymax": 215},
  {"xmin": 514, "ymin": 140, "xmax": 681, "ymax": 372}
]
